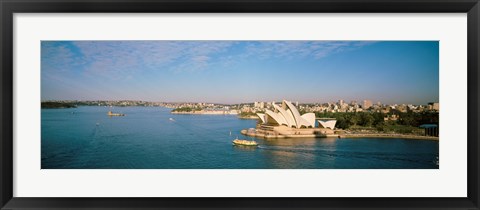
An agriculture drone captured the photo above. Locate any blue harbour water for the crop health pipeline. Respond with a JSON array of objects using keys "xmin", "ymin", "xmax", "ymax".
[{"xmin": 41, "ymin": 106, "xmax": 439, "ymax": 169}]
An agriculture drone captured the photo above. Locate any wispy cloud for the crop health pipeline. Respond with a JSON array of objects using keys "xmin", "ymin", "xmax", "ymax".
[
  {"xmin": 73, "ymin": 41, "xmax": 236, "ymax": 76},
  {"xmin": 42, "ymin": 41, "xmax": 375, "ymax": 78},
  {"xmin": 41, "ymin": 42, "xmax": 87, "ymax": 73},
  {"xmin": 244, "ymin": 41, "xmax": 375, "ymax": 60}
]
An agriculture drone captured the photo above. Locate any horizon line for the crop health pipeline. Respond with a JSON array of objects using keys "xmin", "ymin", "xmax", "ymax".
[{"xmin": 41, "ymin": 99, "xmax": 439, "ymax": 106}]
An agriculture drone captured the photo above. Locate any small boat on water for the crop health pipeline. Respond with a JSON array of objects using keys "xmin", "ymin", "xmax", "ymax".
[
  {"xmin": 169, "ymin": 118, "xmax": 175, "ymax": 121},
  {"xmin": 107, "ymin": 111, "xmax": 125, "ymax": 116},
  {"xmin": 232, "ymin": 139, "xmax": 258, "ymax": 146}
]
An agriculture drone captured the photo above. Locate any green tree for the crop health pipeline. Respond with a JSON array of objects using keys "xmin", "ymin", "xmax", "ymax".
[
  {"xmin": 360, "ymin": 113, "xmax": 375, "ymax": 127},
  {"xmin": 348, "ymin": 113, "xmax": 360, "ymax": 126},
  {"xmin": 336, "ymin": 115, "xmax": 350, "ymax": 129}
]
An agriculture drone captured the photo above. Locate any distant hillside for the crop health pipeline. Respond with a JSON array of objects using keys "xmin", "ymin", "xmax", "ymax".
[{"xmin": 41, "ymin": 102, "xmax": 77, "ymax": 109}]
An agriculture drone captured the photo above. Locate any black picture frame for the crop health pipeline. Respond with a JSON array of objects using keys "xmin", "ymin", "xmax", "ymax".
[{"xmin": 1, "ymin": 0, "xmax": 479, "ymax": 209}]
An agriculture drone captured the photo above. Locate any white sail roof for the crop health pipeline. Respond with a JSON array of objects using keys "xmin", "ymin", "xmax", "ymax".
[{"xmin": 262, "ymin": 100, "xmax": 315, "ymax": 128}]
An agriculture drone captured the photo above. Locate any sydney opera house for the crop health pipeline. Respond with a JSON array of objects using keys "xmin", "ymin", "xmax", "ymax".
[
  {"xmin": 241, "ymin": 100, "xmax": 337, "ymax": 139},
  {"xmin": 256, "ymin": 100, "xmax": 316, "ymax": 128}
]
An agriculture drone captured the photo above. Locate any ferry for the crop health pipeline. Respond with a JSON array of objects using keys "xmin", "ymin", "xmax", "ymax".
[{"xmin": 232, "ymin": 139, "xmax": 258, "ymax": 146}]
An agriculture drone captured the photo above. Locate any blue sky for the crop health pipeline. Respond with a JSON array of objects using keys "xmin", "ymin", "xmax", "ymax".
[{"xmin": 41, "ymin": 41, "xmax": 439, "ymax": 105}]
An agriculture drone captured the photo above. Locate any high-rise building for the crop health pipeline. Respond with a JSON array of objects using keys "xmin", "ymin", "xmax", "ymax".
[
  {"xmin": 363, "ymin": 100, "xmax": 372, "ymax": 109},
  {"xmin": 428, "ymin": 102, "xmax": 439, "ymax": 111}
]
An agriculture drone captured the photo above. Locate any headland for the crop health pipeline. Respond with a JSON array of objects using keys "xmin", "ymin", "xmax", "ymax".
[{"xmin": 242, "ymin": 100, "xmax": 438, "ymax": 141}]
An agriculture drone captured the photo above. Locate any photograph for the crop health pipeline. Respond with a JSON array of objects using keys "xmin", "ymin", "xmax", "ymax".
[{"xmin": 41, "ymin": 40, "xmax": 439, "ymax": 169}]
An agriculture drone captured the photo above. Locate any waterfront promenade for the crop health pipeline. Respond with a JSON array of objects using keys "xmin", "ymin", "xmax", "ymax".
[
  {"xmin": 241, "ymin": 125, "xmax": 337, "ymax": 139},
  {"xmin": 242, "ymin": 126, "xmax": 438, "ymax": 140},
  {"xmin": 340, "ymin": 133, "xmax": 438, "ymax": 140}
]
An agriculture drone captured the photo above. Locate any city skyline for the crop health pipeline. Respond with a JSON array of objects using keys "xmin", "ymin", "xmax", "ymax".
[
  {"xmin": 42, "ymin": 99, "xmax": 437, "ymax": 106},
  {"xmin": 41, "ymin": 41, "xmax": 439, "ymax": 104}
]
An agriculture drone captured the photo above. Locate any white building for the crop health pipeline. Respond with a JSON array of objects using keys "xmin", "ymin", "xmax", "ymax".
[
  {"xmin": 317, "ymin": 119, "xmax": 337, "ymax": 130},
  {"xmin": 257, "ymin": 100, "xmax": 316, "ymax": 128}
]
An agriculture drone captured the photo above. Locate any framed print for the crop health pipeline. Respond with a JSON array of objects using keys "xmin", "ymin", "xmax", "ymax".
[{"xmin": 1, "ymin": 0, "xmax": 479, "ymax": 209}]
